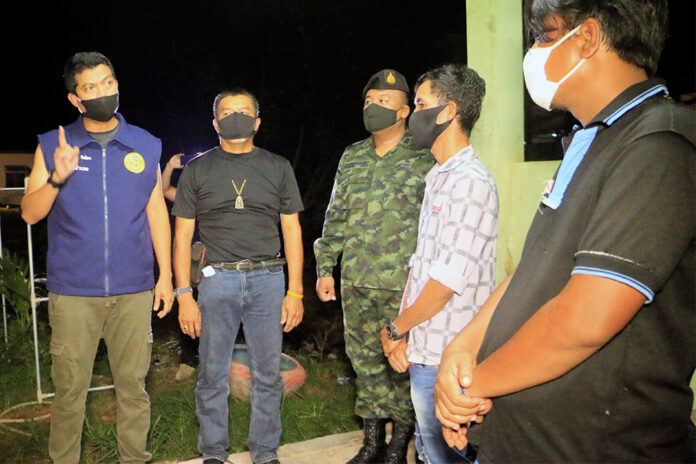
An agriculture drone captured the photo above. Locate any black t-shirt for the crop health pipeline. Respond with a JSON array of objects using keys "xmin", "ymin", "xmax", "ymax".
[
  {"xmin": 88, "ymin": 123, "xmax": 119, "ymax": 148},
  {"xmin": 476, "ymin": 80, "xmax": 695, "ymax": 463},
  {"xmin": 172, "ymin": 146, "xmax": 304, "ymax": 262}
]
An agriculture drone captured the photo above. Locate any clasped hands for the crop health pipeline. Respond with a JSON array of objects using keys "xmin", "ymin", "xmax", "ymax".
[
  {"xmin": 433, "ymin": 346, "xmax": 493, "ymax": 450},
  {"xmin": 380, "ymin": 326, "xmax": 409, "ymax": 373},
  {"xmin": 381, "ymin": 326, "xmax": 493, "ymax": 451}
]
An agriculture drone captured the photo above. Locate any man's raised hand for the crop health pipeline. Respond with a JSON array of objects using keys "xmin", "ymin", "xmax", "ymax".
[{"xmin": 53, "ymin": 126, "xmax": 80, "ymax": 183}]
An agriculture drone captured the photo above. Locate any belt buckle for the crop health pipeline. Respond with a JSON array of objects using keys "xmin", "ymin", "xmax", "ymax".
[{"xmin": 235, "ymin": 260, "xmax": 252, "ymax": 272}]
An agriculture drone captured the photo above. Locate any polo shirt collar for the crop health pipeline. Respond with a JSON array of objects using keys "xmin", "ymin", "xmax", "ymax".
[
  {"xmin": 586, "ymin": 78, "xmax": 669, "ymax": 129},
  {"xmin": 545, "ymin": 79, "xmax": 668, "ymax": 211},
  {"xmin": 67, "ymin": 112, "xmax": 135, "ymax": 149},
  {"xmin": 438, "ymin": 145, "xmax": 474, "ymax": 172}
]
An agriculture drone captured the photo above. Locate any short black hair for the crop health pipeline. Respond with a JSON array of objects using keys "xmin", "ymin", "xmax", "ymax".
[
  {"xmin": 63, "ymin": 51, "xmax": 116, "ymax": 94},
  {"xmin": 213, "ymin": 88, "xmax": 260, "ymax": 118},
  {"xmin": 414, "ymin": 64, "xmax": 486, "ymax": 135},
  {"xmin": 524, "ymin": 0, "xmax": 669, "ymax": 76}
]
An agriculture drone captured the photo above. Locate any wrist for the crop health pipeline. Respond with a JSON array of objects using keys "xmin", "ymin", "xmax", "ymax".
[
  {"xmin": 47, "ymin": 170, "xmax": 66, "ymax": 189},
  {"xmin": 174, "ymin": 286, "xmax": 193, "ymax": 298},
  {"xmin": 384, "ymin": 319, "xmax": 407, "ymax": 340},
  {"xmin": 287, "ymin": 281, "xmax": 303, "ymax": 294},
  {"xmin": 392, "ymin": 317, "xmax": 405, "ymax": 335},
  {"xmin": 158, "ymin": 270, "xmax": 173, "ymax": 280},
  {"xmin": 317, "ymin": 264, "xmax": 335, "ymax": 278},
  {"xmin": 286, "ymin": 290, "xmax": 303, "ymax": 299}
]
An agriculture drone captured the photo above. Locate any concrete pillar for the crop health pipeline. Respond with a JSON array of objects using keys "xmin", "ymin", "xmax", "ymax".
[{"xmin": 466, "ymin": 0, "xmax": 559, "ymax": 283}]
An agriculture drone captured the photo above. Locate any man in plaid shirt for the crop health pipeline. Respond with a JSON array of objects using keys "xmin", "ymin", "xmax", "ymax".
[{"xmin": 381, "ymin": 63, "xmax": 498, "ymax": 464}]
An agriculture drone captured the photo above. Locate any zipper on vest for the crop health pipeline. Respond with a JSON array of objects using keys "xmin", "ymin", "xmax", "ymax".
[{"xmin": 102, "ymin": 147, "xmax": 110, "ymax": 296}]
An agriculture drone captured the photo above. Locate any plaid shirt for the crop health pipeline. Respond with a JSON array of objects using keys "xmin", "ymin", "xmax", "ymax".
[{"xmin": 404, "ymin": 146, "xmax": 498, "ymax": 365}]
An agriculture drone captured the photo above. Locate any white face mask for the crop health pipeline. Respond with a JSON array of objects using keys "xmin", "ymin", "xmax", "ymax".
[{"xmin": 523, "ymin": 26, "xmax": 584, "ymax": 111}]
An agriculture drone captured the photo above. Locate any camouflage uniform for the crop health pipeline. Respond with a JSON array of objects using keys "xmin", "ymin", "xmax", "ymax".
[{"xmin": 314, "ymin": 131, "xmax": 433, "ymax": 423}]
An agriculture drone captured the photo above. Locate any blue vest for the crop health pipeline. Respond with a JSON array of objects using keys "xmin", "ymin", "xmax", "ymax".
[{"xmin": 38, "ymin": 114, "xmax": 161, "ymax": 297}]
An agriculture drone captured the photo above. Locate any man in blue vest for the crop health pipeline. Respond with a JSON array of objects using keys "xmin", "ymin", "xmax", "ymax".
[{"xmin": 21, "ymin": 51, "xmax": 173, "ymax": 464}]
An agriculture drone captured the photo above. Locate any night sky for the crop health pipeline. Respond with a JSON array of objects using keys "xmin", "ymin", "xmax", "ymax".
[{"xmin": 3, "ymin": 0, "xmax": 694, "ymax": 239}]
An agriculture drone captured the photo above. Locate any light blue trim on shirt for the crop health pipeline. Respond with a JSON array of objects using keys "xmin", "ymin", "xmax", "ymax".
[
  {"xmin": 542, "ymin": 84, "xmax": 668, "ymax": 210},
  {"xmin": 604, "ymin": 85, "xmax": 668, "ymax": 125},
  {"xmin": 542, "ymin": 126, "xmax": 598, "ymax": 209},
  {"xmin": 572, "ymin": 266, "xmax": 653, "ymax": 304}
]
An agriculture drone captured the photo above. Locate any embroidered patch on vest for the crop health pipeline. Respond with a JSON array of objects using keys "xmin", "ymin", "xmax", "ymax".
[{"xmin": 124, "ymin": 152, "xmax": 145, "ymax": 173}]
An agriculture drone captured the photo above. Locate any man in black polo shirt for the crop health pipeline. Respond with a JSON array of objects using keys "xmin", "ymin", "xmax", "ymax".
[
  {"xmin": 434, "ymin": 1, "xmax": 695, "ymax": 462},
  {"xmin": 172, "ymin": 88, "xmax": 304, "ymax": 464}
]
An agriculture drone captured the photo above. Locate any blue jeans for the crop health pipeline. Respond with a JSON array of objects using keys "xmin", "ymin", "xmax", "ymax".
[
  {"xmin": 195, "ymin": 266, "xmax": 285, "ymax": 464},
  {"xmin": 410, "ymin": 364, "xmax": 472, "ymax": 464}
]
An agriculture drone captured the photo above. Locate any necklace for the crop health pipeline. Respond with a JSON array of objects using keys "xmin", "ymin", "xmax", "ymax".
[
  {"xmin": 231, "ymin": 179, "xmax": 247, "ymax": 209},
  {"xmin": 222, "ymin": 149, "xmax": 254, "ymax": 210}
]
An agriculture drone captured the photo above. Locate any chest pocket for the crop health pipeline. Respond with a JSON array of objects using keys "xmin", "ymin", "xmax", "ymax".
[
  {"xmin": 422, "ymin": 195, "xmax": 446, "ymax": 236},
  {"xmin": 117, "ymin": 151, "xmax": 154, "ymax": 201},
  {"xmin": 381, "ymin": 169, "xmax": 424, "ymax": 216},
  {"xmin": 342, "ymin": 161, "xmax": 370, "ymax": 210}
]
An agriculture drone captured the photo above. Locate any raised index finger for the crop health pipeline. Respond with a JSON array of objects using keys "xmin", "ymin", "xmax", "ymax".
[{"xmin": 58, "ymin": 126, "xmax": 68, "ymax": 147}]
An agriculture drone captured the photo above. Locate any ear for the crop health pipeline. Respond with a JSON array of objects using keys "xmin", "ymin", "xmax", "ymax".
[
  {"xmin": 399, "ymin": 105, "xmax": 411, "ymax": 119},
  {"xmin": 437, "ymin": 101, "xmax": 457, "ymax": 124},
  {"xmin": 254, "ymin": 117, "xmax": 261, "ymax": 132},
  {"xmin": 577, "ymin": 18, "xmax": 602, "ymax": 59},
  {"xmin": 67, "ymin": 93, "xmax": 82, "ymax": 111},
  {"xmin": 212, "ymin": 118, "xmax": 220, "ymax": 133}
]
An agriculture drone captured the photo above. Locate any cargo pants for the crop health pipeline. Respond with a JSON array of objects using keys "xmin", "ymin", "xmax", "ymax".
[
  {"xmin": 341, "ymin": 284, "xmax": 414, "ymax": 424},
  {"xmin": 47, "ymin": 290, "xmax": 154, "ymax": 464}
]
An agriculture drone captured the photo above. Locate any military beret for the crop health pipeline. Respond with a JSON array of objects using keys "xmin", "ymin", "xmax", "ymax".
[{"xmin": 362, "ymin": 69, "xmax": 410, "ymax": 99}]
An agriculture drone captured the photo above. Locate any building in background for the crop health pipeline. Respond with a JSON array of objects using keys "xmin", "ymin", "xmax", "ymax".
[{"xmin": 0, "ymin": 152, "xmax": 32, "ymax": 205}]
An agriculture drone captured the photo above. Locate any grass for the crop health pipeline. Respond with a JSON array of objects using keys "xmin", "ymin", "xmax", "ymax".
[{"xmin": 0, "ymin": 300, "xmax": 359, "ymax": 463}]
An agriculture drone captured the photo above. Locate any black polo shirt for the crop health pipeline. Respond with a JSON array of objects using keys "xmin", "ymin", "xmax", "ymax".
[
  {"xmin": 172, "ymin": 146, "xmax": 304, "ymax": 263},
  {"xmin": 476, "ymin": 80, "xmax": 695, "ymax": 463}
]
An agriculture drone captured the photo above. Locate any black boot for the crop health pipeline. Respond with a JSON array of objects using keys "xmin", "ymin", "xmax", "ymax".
[
  {"xmin": 384, "ymin": 421, "xmax": 415, "ymax": 464},
  {"xmin": 347, "ymin": 418, "xmax": 387, "ymax": 464}
]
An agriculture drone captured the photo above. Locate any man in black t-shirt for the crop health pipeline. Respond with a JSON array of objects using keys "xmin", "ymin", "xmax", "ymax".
[
  {"xmin": 172, "ymin": 88, "xmax": 304, "ymax": 464},
  {"xmin": 434, "ymin": 1, "xmax": 695, "ymax": 463}
]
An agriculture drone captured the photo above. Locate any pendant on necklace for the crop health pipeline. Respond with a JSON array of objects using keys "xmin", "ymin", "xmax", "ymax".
[{"xmin": 231, "ymin": 178, "xmax": 247, "ymax": 210}]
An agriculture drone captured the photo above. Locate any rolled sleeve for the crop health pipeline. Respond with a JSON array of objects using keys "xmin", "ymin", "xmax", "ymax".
[{"xmin": 573, "ymin": 132, "xmax": 695, "ymax": 303}]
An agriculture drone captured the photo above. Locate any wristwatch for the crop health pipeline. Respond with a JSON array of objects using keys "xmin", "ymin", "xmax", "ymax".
[
  {"xmin": 384, "ymin": 320, "xmax": 407, "ymax": 341},
  {"xmin": 174, "ymin": 286, "xmax": 193, "ymax": 298},
  {"xmin": 47, "ymin": 170, "xmax": 66, "ymax": 189}
]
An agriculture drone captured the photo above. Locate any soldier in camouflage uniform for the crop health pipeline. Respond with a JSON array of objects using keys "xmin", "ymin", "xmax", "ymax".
[{"xmin": 314, "ymin": 69, "xmax": 433, "ymax": 464}]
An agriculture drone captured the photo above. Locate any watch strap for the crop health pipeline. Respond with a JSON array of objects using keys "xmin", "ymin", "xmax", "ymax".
[
  {"xmin": 386, "ymin": 320, "xmax": 407, "ymax": 340},
  {"xmin": 174, "ymin": 286, "xmax": 193, "ymax": 298},
  {"xmin": 47, "ymin": 170, "xmax": 66, "ymax": 189}
]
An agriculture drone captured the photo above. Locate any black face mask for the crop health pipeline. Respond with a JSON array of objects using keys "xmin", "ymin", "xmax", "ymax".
[
  {"xmin": 408, "ymin": 104, "xmax": 452, "ymax": 149},
  {"xmin": 217, "ymin": 112, "xmax": 257, "ymax": 140},
  {"xmin": 363, "ymin": 103, "xmax": 398, "ymax": 133},
  {"xmin": 79, "ymin": 93, "xmax": 119, "ymax": 122}
]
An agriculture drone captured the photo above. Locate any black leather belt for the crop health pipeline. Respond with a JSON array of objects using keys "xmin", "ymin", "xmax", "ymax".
[{"xmin": 211, "ymin": 258, "xmax": 286, "ymax": 272}]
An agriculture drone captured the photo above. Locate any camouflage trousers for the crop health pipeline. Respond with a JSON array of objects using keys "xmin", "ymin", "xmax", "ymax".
[{"xmin": 341, "ymin": 285, "xmax": 415, "ymax": 425}]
